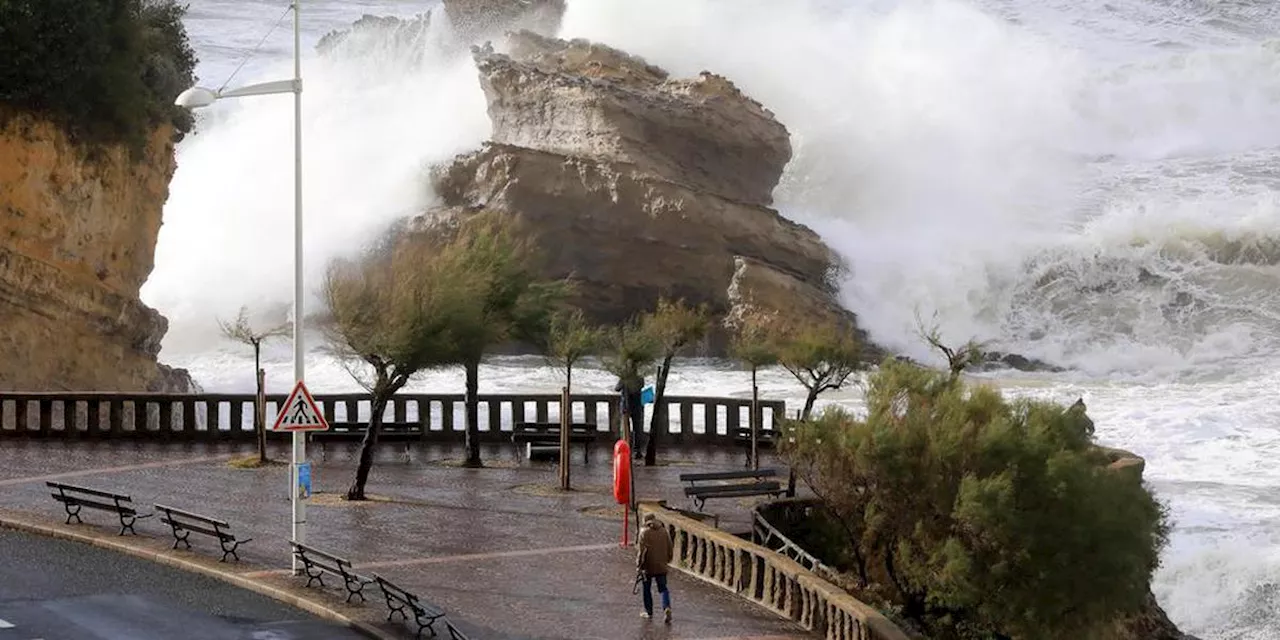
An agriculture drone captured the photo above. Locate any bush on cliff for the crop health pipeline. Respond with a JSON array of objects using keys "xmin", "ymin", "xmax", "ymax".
[
  {"xmin": 781, "ymin": 359, "xmax": 1170, "ymax": 640},
  {"xmin": 0, "ymin": 0, "xmax": 196, "ymax": 150}
]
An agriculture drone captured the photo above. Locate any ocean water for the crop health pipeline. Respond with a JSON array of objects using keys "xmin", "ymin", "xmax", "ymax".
[{"xmin": 141, "ymin": 1, "xmax": 1280, "ymax": 637}]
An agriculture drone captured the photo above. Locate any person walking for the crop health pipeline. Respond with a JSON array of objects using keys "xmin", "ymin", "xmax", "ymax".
[{"xmin": 636, "ymin": 512, "xmax": 673, "ymax": 622}]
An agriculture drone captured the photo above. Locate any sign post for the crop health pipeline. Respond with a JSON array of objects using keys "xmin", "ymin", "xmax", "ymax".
[{"xmin": 271, "ymin": 380, "xmax": 328, "ymax": 573}]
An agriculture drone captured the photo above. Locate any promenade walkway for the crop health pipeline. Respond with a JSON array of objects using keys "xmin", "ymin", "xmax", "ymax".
[{"xmin": 0, "ymin": 440, "xmax": 807, "ymax": 640}]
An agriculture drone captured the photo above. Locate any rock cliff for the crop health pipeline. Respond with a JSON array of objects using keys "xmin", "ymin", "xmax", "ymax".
[
  {"xmin": 417, "ymin": 31, "xmax": 860, "ymax": 341},
  {"xmin": 0, "ymin": 114, "xmax": 190, "ymax": 391}
]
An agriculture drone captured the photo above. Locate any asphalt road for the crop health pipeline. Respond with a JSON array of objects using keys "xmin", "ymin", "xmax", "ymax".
[{"xmin": 0, "ymin": 527, "xmax": 368, "ymax": 640}]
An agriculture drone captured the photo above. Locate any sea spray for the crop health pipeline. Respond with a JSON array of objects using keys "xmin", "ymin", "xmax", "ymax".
[
  {"xmin": 142, "ymin": 3, "xmax": 489, "ymax": 353},
  {"xmin": 559, "ymin": 0, "xmax": 1280, "ymax": 375}
]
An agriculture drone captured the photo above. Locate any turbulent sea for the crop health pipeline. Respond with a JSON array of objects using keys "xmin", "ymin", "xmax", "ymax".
[{"xmin": 143, "ymin": 1, "xmax": 1280, "ymax": 637}]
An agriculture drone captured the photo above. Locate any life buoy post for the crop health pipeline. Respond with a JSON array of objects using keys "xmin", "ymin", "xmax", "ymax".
[{"xmin": 613, "ymin": 439, "xmax": 632, "ymax": 546}]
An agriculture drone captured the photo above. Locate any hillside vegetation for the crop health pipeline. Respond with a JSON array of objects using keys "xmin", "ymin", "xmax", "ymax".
[{"xmin": 0, "ymin": 0, "xmax": 197, "ymax": 150}]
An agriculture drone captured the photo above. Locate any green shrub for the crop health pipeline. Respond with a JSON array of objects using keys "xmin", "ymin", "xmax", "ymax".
[
  {"xmin": 781, "ymin": 359, "xmax": 1170, "ymax": 640},
  {"xmin": 0, "ymin": 0, "xmax": 197, "ymax": 152}
]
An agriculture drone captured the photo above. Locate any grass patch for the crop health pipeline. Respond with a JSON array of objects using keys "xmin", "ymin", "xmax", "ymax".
[
  {"xmin": 510, "ymin": 482, "xmax": 610, "ymax": 497},
  {"xmin": 578, "ymin": 504, "xmax": 629, "ymax": 520},
  {"xmin": 428, "ymin": 458, "xmax": 521, "ymax": 469},
  {"xmin": 227, "ymin": 455, "xmax": 286, "ymax": 469}
]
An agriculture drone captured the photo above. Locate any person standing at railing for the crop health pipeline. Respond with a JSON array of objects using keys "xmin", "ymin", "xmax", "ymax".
[
  {"xmin": 614, "ymin": 375, "xmax": 645, "ymax": 457},
  {"xmin": 636, "ymin": 512, "xmax": 673, "ymax": 623}
]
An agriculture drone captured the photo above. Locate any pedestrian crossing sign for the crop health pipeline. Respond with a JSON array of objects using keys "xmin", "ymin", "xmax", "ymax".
[{"xmin": 272, "ymin": 380, "xmax": 329, "ymax": 431}]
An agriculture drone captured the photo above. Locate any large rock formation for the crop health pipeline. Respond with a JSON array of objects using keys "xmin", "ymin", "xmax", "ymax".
[
  {"xmin": 418, "ymin": 31, "xmax": 860, "ymax": 339},
  {"xmin": 0, "ymin": 114, "xmax": 190, "ymax": 391}
]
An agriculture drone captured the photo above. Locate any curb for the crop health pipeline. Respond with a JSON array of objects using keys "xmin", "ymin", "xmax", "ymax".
[{"xmin": 0, "ymin": 513, "xmax": 398, "ymax": 640}]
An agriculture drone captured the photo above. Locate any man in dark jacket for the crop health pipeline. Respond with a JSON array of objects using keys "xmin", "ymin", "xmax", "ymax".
[
  {"xmin": 636, "ymin": 512, "xmax": 673, "ymax": 622},
  {"xmin": 614, "ymin": 375, "xmax": 645, "ymax": 456}
]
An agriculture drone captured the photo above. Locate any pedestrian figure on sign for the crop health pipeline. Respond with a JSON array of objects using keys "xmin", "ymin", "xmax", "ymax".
[{"xmin": 636, "ymin": 512, "xmax": 673, "ymax": 623}]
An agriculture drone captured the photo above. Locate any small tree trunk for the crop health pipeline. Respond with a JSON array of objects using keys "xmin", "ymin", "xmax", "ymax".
[
  {"xmin": 559, "ymin": 385, "xmax": 570, "ymax": 491},
  {"xmin": 750, "ymin": 367, "xmax": 759, "ymax": 470},
  {"xmin": 347, "ymin": 388, "xmax": 390, "ymax": 501},
  {"xmin": 463, "ymin": 359, "xmax": 482, "ymax": 468},
  {"xmin": 256, "ymin": 368, "xmax": 267, "ymax": 464},
  {"xmin": 253, "ymin": 341, "xmax": 268, "ymax": 463},
  {"xmin": 801, "ymin": 387, "xmax": 820, "ymax": 421},
  {"xmin": 645, "ymin": 354, "xmax": 674, "ymax": 466}
]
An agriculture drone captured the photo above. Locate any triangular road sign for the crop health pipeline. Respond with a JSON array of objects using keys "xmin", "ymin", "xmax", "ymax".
[{"xmin": 272, "ymin": 381, "xmax": 329, "ymax": 432}]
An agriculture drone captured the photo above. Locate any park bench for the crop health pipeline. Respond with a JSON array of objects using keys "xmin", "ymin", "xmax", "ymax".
[
  {"xmin": 290, "ymin": 541, "xmax": 374, "ymax": 603},
  {"xmin": 679, "ymin": 469, "xmax": 786, "ymax": 511},
  {"xmin": 46, "ymin": 482, "xmax": 152, "ymax": 536},
  {"xmin": 312, "ymin": 421, "xmax": 425, "ymax": 461},
  {"xmin": 154, "ymin": 503, "xmax": 252, "ymax": 562},
  {"xmin": 510, "ymin": 422, "xmax": 597, "ymax": 463},
  {"xmin": 373, "ymin": 573, "xmax": 468, "ymax": 639},
  {"xmin": 732, "ymin": 427, "xmax": 777, "ymax": 465}
]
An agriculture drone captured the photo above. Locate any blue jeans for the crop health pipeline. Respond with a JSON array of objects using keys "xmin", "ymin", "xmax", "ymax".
[{"xmin": 642, "ymin": 574, "xmax": 670, "ymax": 615}]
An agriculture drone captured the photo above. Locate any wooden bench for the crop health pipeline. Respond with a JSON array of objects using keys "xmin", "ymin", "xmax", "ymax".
[
  {"xmin": 154, "ymin": 503, "xmax": 252, "ymax": 562},
  {"xmin": 291, "ymin": 541, "xmax": 374, "ymax": 603},
  {"xmin": 46, "ymin": 482, "xmax": 152, "ymax": 536},
  {"xmin": 373, "ymin": 573, "xmax": 469, "ymax": 639},
  {"xmin": 311, "ymin": 421, "xmax": 425, "ymax": 460},
  {"xmin": 679, "ymin": 469, "xmax": 786, "ymax": 511},
  {"xmin": 732, "ymin": 427, "xmax": 777, "ymax": 466},
  {"xmin": 510, "ymin": 422, "xmax": 597, "ymax": 464}
]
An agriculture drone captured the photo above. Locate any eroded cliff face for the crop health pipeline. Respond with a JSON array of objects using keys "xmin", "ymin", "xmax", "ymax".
[
  {"xmin": 0, "ymin": 115, "xmax": 190, "ymax": 391},
  {"xmin": 418, "ymin": 31, "xmax": 861, "ymax": 341}
]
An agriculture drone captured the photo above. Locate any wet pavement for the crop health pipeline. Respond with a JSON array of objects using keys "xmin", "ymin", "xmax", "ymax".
[
  {"xmin": 0, "ymin": 527, "xmax": 366, "ymax": 640},
  {"xmin": 0, "ymin": 440, "xmax": 807, "ymax": 640}
]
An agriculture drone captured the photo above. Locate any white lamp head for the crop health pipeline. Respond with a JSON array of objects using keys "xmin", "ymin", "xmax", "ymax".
[{"xmin": 174, "ymin": 86, "xmax": 219, "ymax": 109}]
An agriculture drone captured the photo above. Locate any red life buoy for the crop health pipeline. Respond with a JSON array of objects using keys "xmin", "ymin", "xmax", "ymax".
[{"xmin": 613, "ymin": 439, "xmax": 632, "ymax": 504}]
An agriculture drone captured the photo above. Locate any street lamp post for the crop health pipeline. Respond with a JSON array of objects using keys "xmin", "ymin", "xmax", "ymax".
[{"xmin": 175, "ymin": 0, "xmax": 307, "ymax": 574}]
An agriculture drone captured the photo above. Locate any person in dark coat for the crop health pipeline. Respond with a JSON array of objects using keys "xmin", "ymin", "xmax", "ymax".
[
  {"xmin": 636, "ymin": 512, "xmax": 673, "ymax": 622},
  {"xmin": 614, "ymin": 375, "xmax": 645, "ymax": 456}
]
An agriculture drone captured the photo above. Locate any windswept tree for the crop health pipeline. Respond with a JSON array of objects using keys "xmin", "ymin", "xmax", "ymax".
[
  {"xmin": 601, "ymin": 317, "xmax": 660, "ymax": 452},
  {"xmin": 727, "ymin": 311, "xmax": 779, "ymax": 469},
  {"xmin": 217, "ymin": 305, "xmax": 289, "ymax": 464},
  {"xmin": 640, "ymin": 298, "xmax": 711, "ymax": 466},
  {"xmin": 775, "ymin": 320, "xmax": 865, "ymax": 420},
  {"xmin": 540, "ymin": 308, "xmax": 599, "ymax": 489},
  {"xmin": 915, "ymin": 312, "xmax": 985, "ymax": 379},
  {"xmin": 542, "ymin": 308, "xmax": 600, "ymax": 394},
  {"xmin": 438, "ymin": 213, "xmax": 567, "ymax": 469},
  {"xmin": 323, "ymin": 230, "xmax": 476, "ymax": 501}
]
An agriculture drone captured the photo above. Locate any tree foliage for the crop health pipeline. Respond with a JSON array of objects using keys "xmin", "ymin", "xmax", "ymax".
[
  {"xmin": 600, "ymin": 319, "xmax": 660, "ymax": 393},
  {"xmin": 600, "ymin": 316, "xmax": 660, "ymax": 444},
  {"xmin": 773, "ymin": 320, "xmax": 864, "ymax": 420},
  {"xmin": 217, "ymin": 305, "xmax": 290, "ymax": 464},
  {"xmin": 218, "ymin": 306, "xmax": 291, "ymax": 349},
  {"xmin": 542, "ymin": 308, "xmax": 600, "ymax": 392},
  {"xmin": 323, "ymin": 228, "xmax": 478, "ymax": 499},
  {"xmin": 0, "ymin": 0, "xmax": 198, "ymax": 152},
  {"xmin": 727, "ymin": 311, "xmax": 780, "ymax": 469},
  {"xmin": 915, "ymin": 313, "xmax": 986, "ymax": 379},
  {"xmin": 428, "ymin": 213, "xmax": 568, "ymax": 468},
  {"xmin": 781, "ymin": 359, "xmax": 1170, "ymax": 639},
  {"xmin": 728, "ymin": 312, "xmax": 780, "ymax": 373}
]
